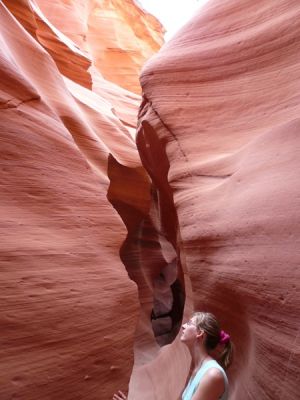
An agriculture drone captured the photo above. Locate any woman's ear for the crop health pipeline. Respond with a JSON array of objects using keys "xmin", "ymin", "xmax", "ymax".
[{"xmin": 196, "ymin": 329, "xmax": 205, "ymax": 340}]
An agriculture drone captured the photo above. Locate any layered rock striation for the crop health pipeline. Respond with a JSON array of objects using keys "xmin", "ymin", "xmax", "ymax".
[
  {"xmin": 134, "ymin": 0, "xmax": 300, "ymax": 399},
  {"xmin": 1, "ymin": 0, "xmax": 300, "ymax": 400},
  {"xmin": 0, "ymin": 1, "xmax": 164, "ymax": 399},
  {"xmin": 35, "ymin": 0, "xmax": 164, "ymax": 93}
]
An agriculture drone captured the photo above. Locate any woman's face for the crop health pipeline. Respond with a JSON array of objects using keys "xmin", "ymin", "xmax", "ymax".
[{"xmin": 180, "ymin": 316, "xmax": 200, "ymax": 343}]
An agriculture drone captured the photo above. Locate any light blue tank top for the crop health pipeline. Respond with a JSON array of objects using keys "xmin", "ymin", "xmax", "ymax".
[{"xmin": 182, "ymin": 360, "xmax": 228, "ymax": 400}]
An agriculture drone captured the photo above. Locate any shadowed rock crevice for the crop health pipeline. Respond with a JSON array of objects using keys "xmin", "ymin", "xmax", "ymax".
[
  {"xmin": 107, "ymin": 149, "xmax": 185, "ymax": 347},
  {"xmin": 136, "ymin": 117, "xmax": 187, "ymax": 342}
]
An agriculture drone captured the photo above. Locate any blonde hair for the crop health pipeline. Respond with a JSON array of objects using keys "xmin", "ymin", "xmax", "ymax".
[{"xmin": 193, "ymin": 312, "xmax": 234, "ymax": 369}]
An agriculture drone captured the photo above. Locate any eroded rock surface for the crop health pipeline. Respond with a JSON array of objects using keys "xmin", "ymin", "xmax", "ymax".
[
  {"xmin": 134, "ymin": 0, "xmax": 300, "ymax": 399},
  {"xmin": 0, "ymin": 1, "xmax": 163, "ymax": 399},
  {"xmin": 35, "ymin": 0, "xmax": 164, "ymax": 93},
  {"xmin": 1, "ymin": 0, "xmax": 300, "ymax": 399}
]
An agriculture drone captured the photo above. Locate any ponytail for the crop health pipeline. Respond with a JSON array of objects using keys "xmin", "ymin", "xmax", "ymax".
[
  {"xmin": 193, "ymin": 312, "xmax": 234, "ymax": 370},
  {"xmin": 219, "ymin": 339, "xmax": 234, "ymax": 369}
]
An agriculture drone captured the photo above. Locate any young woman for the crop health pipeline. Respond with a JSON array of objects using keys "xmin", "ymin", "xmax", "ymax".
[
  {"xmin": 180, "ymin": 311, "xmax": 233, "ymax": 400},
  {"xmin": 113, "ymin": 311, "xmax": 233, "ymax": 400}
]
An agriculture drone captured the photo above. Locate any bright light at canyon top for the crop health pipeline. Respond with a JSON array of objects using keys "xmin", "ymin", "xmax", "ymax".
[{"xmin": 138, "ymin": 0, "xmax": 210, "ymax": 40}]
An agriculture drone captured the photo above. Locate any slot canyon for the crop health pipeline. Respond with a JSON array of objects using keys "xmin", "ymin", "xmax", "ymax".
[{"xmin": 0, "ymin": 1, "xmax": 299, "ymax": 399}]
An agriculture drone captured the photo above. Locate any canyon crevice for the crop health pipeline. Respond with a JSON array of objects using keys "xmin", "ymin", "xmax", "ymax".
[{"xmin": 1, "ymin": 1, "xmax": 300, "ymax": 400}]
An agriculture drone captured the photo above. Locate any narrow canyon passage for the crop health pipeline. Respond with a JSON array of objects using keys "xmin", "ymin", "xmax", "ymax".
[{"xmin": 1, "ymin": 1, "xmax": 300, "ymax": 400}]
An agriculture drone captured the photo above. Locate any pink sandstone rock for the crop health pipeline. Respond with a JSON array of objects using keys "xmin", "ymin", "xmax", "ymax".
[
  {"xmin": 0, "ymin": 1, "xmax": 163, "ymax": 399},
  {"xmin": 133, "ymin": 0, "xmax": 300, "ymax": 399},
  {"xmin": 1, "ymin": 0, "xmax": 300, "ymax": 399}
]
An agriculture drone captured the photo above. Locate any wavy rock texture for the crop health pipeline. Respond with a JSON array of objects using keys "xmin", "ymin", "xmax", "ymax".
[
  {"xmin": 135, "ymin": 0, "xmax": 300, "ymax": 399},
  {"xmin": 2, "ymin": 0, "xmax": 300, "ymax": 399},
  {"xmin": 35, "ymin": 0, "xmax": 164, "ymax": 93},
  {"xmin": 0, "ymin": 1, "xmax": 164, "ymax": 399}
]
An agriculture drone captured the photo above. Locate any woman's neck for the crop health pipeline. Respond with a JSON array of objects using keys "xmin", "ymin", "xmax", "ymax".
[{"xmin": 190, "ymin": 343, "xmax": 210, "ymax": 372}]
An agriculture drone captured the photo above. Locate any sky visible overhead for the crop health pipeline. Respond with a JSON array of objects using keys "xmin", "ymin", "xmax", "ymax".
[{"xmin": 138, "ymin": 0, "xmax": 210, "ymax": 40}]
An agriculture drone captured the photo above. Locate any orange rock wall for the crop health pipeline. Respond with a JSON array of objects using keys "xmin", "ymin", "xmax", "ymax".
[
  {"xmin": 36, "ymin": 0, "xmax": 164, "ymax": 93},
  {"xmin": 134, "ymin": 0, "xmax": 300, "ymax": 399}
]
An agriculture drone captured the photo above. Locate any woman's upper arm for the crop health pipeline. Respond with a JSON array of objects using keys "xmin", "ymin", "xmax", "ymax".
[{"xmin": 191, "ymin": 369, "xmax": 225, "ymax": 400}]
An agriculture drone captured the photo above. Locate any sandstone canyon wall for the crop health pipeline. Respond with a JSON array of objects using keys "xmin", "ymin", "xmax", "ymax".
[
  {"xmin": 135, "ymin": 0, "xmax": 300, "ymax": 399},
  {"xmin": 1, "ymin": 0, "xmax": 300, "ymax": 400},
  {"xmin": 0, "ymin": 1, "xmax": 164, "ymax": 399},
  {"xmin": 35, "ymin": 0, "xmax": 164, "ymax": 93}
]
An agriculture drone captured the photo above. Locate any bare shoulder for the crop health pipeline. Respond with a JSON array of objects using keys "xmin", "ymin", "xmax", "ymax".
[
  {"xmin": 191, "ymin": 368, "xmax": 225, "ymax": 400},
  {"xmin": 204, "ymin": 367, "xmax": 224, "ymax": 382}
]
